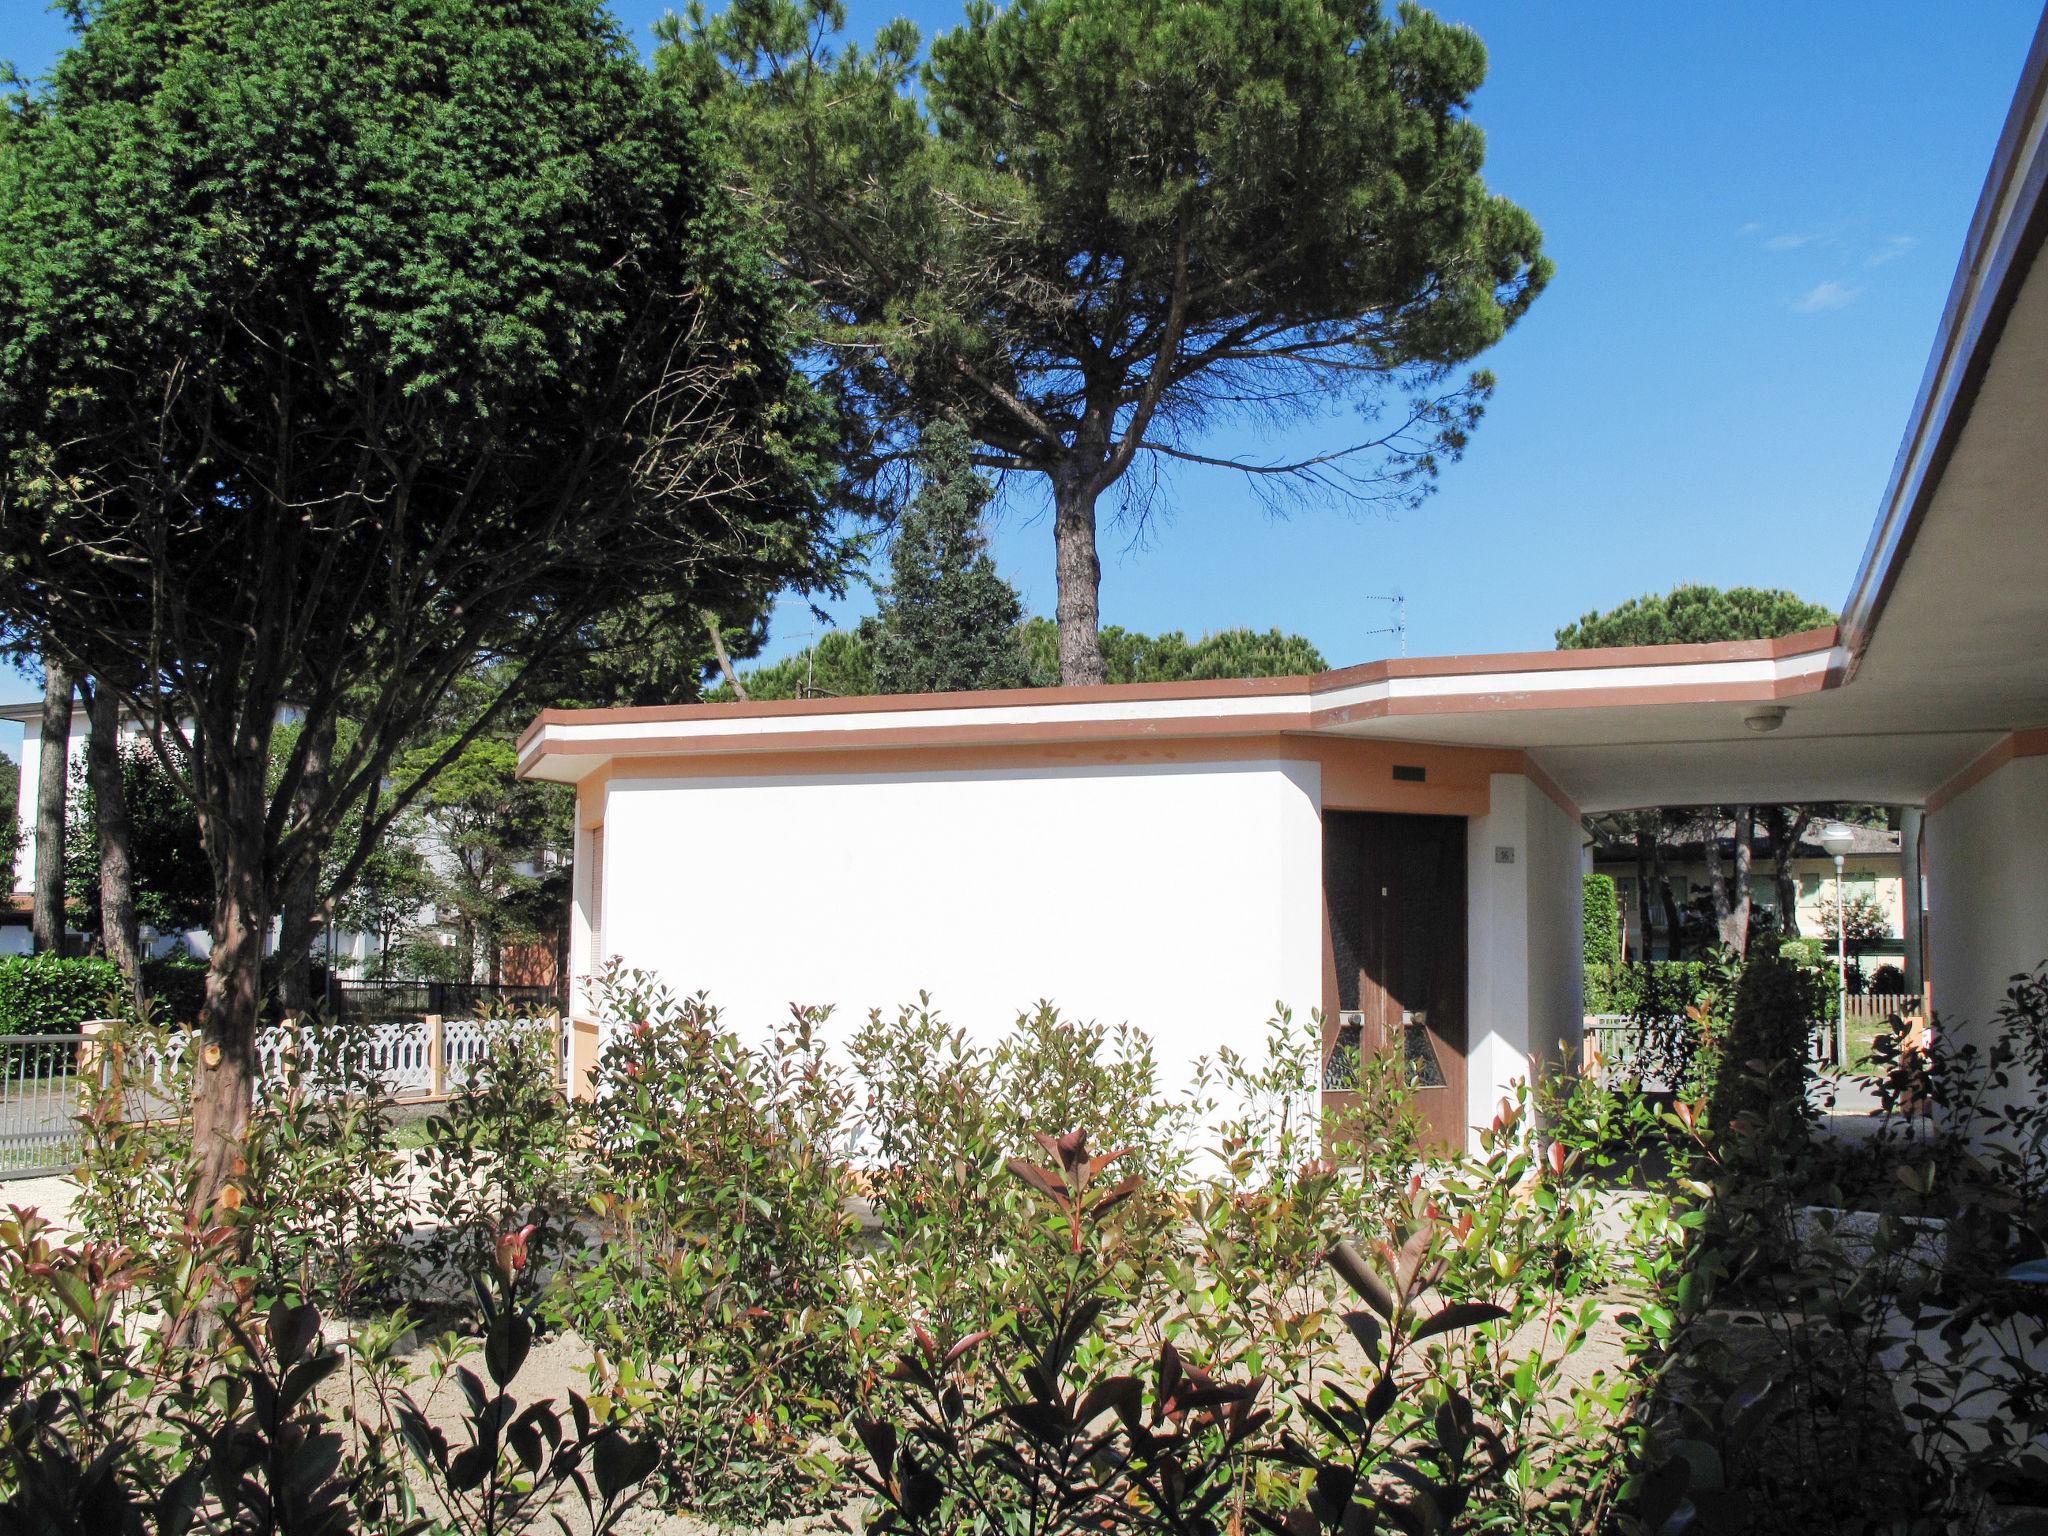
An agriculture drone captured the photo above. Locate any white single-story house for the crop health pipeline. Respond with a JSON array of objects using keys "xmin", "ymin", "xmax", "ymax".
[{"xmin": 520, "ymin": 16, "xmax": 2048, "ymax": 1151}]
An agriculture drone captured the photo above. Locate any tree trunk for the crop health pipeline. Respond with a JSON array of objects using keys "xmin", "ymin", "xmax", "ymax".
[
  {"xmin": 85, "ymin": 684, "xmax": 145, "ymax": 1012},
  {"xmin": 1724, "ymin": 806, "xmax": 1755, "ymax": 956},
  {"xmin": 704, "ymin": 612, "xmax": 748, "ymax": 700},
  {"xmin": 189, "ymin": 813, "xmax": 268, "ymax": 1227},
  {"xmin": 1701, "ymin": 812, "xmax": 1736, "ymax": 954},
  {"xmin": 275, "ymin": 716, "xmax": 336, "ymax": 1017},
  {"xmin": 1649, "ymin": 834, "xmax": 1683, "ymax": 960},
  {"xmin": 1632, "ymin": 830, "xmax": 1653, "ymax": 966},
  {"xmin": 32, "ymin": 662, "xmax": 74, "ymax": 955},
  {"xmin": 1051, "ymin": 472, "xmax": 1107, "ymax": 686},
  {"xmin": 1768, "ymin": 806, "xmax": 1811, "ymax": 938}
]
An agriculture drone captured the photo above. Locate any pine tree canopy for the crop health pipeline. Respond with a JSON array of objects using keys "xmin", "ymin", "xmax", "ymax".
[
  {"xmin": 1555, "ymin": 586, "xmax": 1838, "ymax": 649},
  {"xmin": 664, "ymin": 0, "xmax": 1546, "ymax": 682}
]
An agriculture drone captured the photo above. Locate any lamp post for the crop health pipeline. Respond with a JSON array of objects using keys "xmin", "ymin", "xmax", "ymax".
[{"xmin": 1818, "ymin": 821, "xmax": 1858, "ymax": 1068}]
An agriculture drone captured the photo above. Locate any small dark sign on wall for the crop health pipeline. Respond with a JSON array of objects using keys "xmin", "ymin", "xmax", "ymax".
[{"xmin": 1392, "ymin": 764, "xmax": 1427, "ymax": 783}]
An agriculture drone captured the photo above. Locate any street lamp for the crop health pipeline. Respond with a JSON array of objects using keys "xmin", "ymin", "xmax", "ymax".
[{"xmin": 1818, "ymin": 821, "xmax": 1858, "ymax": 1067}]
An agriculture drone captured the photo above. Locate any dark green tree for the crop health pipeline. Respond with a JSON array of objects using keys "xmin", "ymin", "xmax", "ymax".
[
  {"xmin": 709, "ymin": 628, "xmax": 878, "ymax": 702},
  {"xmin": 393, "ymin": 728, "xmax": 571, "ymax": 988},
  {"xmin": 0, "ymin": 754, "xmax": 18, "ymax": 896},
  {"xmin": 1554, "ymin": 585, "xmax": 1836, "ymax": 650},
  {"xmin": 0, "ymin": 0, "xmax": 842, "ymax": 1214},
  {"xmin": 63, "ymin": 736, "xmax": 210, "ymax": 940},
  {"xmin": 1561, "ymin": 585, "xmax": 1842, "ymax": 957},
  {"xmin": 864, "ymin": 423, "xmax": 1028, "ymax": 694},
  {"xmin": 668, "ymin": 0, "xmax": 1548, "ymax": 685},
  {"xmin": 1019, "ymin": 618, "xmax": 1326, "ymax": 686}
]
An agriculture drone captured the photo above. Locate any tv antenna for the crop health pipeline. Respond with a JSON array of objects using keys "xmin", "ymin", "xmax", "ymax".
[{"xmin": 1358, "ymin": 592, "xmax": 1407, "ymax": 658}]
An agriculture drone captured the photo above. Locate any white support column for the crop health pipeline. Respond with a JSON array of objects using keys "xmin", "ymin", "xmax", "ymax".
[
  {"xmin": 1924, "ymin": 748, "xmax": 2048, "ymax": 1126},
  {"xmin": 1464, "ymin": 774, "xmax": 1584, "ymax": 1154}
]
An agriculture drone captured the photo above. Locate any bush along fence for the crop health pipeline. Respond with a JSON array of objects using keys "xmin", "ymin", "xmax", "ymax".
[
  {"xmin": 0, "ymin": 1010, "xmax": 566, "ymax": 1178},
  {"xmin": 4, "ymin": 952, "xmax": 2045, "ymax": 1532}
]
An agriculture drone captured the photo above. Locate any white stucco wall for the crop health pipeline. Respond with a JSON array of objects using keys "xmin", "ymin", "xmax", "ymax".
[
  {"xmin": 585, "ymin": 759, "xmax": 1326, "ymax": 1106},
  {"xmin": 1465, "ymin": 773, "xmax": 1583, "ymax": 1147},
  {"xmin": 1926, "ymin": 752, "xmax": 2048, "ymax": 1090}
]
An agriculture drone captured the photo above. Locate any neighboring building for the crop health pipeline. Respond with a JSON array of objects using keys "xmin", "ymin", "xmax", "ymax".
[
  {"xmin": 0, "ymin": 698, "xmax": 149, "ymax": 957},
  {"xmin": 1588, "ymin": 819, "xmax": 1907, "ymax": 971},
  {"xmin": 0, "ymin": 698, "xmax": 391, "ymax": 972}
]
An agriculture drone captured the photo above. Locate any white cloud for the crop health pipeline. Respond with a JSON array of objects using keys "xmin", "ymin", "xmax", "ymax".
[
  {"xmin": 1737, "ymin": 220, "xmax": 1764, "ymax": 235},
  {"xmin": 1764, "ymin": 232, "xmax": 1815, "ymax": 251},
  {"xmin": 1793, "ymin": 280, "xmax": 1861, "ymax": 313},
  {"xmin": 1868, "ymin": 234, "xmax": 1917, "ymax": 266}
]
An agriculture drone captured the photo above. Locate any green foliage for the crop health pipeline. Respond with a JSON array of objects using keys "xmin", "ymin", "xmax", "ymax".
[
  {"xmin": 670, "ymin": 0, "xmax": 1545, "ymax": 677},
  {"xmin": 235, "ymin": 1017, "xmax": 415, "ymax": 1317},
  {"xmin": 141, "ymin": 952, "xmax": 209, "ymax": 1026},
  {"xmin": 400, "ymin": 1262, "xmax": 661, "ymax": 1536},
  {"xmin": 69, "ymin": 1011, "xmax": 193, "ymax": 1252},
  {"xmin": 565, "ymin": 966, "xmax": 857, "ymax": 1524},
  {"xmin": 395, "ymin": 721, "xmax": 571, "ymax": 979},
  {"xmin": 1583, "ymin": 872, "xmax": 1620, "ymax": 976},
  {"xmin": 1700, "ymin": 945, "xmax": 1822, "ymax": 1135},
  {"xmin": 864, "ymin": 421, "xmax": 1029, "ymax": 694},
  {"xmin": 1020, "ymin": 616, "xmax": 1328, "ymax": 686},
  {"xmin": 63, "ymin": 738, "xmax": 210, "ymax": 936},
  {"xmin": 0, "ymin": 756, "xmax": 17, "ymax": 895},
  {"xmin": 420, "ymin": 1023, "xmax": 583, "ymax": 1308},
  {"xmin": 1587, "ymin": 959, "xmax": 1709, "ymax": 1020},
  {"xmin": 0, "ymin": 1210, "xmax": 661, "ymax": 1533},
  {"xmin": 1812, "ymin": 891, "xmax": 1892, "ymax": 957},
  {"xmin": 0, "ymin": 953, "xmax": 120, "ymax": 1033},
  {"xmin": 0, "ymin": 0, "xmax": 845, "ymax": 1116},
  {"xmin": 727, "ymin": 615, "xmax": 1329, "ymax": 702},
  {"xmin": 1555, "ymin": 584, "xmax": 1836, "ymax": 649},
  {"xmin": 711, "ymin": 626, "xmax": 880, "ymax": 701}
]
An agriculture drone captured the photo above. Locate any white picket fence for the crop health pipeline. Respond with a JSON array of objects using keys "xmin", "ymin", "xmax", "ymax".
[{"xmin": 102, "ymin": 1014, "xmax": 567, "ymax": 1120}]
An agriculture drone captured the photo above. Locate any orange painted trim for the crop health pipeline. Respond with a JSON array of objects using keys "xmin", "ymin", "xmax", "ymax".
[
  {"xmin": 1925, "ymin": 727, "xmax": 2048, "ymax": 813},
  {"xmin": 574, "ymin": 764, "xmax": 610, "ymax": 830},
  {"xmin": 526, "ymin": 669, "xmax": 1832, "ymax": 773},
  {"xmin": 516, "ymin": 627, "xmax": 1841, "ymax": 752},
  {"xmin": 1314, "ymin": 625, "xmax": 1837, "ymax": 689}
]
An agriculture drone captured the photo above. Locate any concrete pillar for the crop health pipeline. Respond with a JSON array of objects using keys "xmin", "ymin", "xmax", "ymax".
[
  {"xmin": 1901, "ymin": 805, "xmax": 1926, "ymax": 1010},
  {"xmin": 1465, "ymin": 774, "xmax": 1584, "ymax": 1153}
]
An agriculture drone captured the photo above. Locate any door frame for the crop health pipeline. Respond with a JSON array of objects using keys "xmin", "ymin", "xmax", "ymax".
[{"xmin": 1320, "ymin": 810, "xmax": 1470, "ymax": 1152}]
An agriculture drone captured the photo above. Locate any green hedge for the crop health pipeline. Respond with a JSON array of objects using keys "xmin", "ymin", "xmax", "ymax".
[
  {"xmin": 1588, "ymin": 949, "xmax": 1840, "ymax": 1025},
  {"xmin": 0, "ymin": 955, "xmax": 123, "ymax": 1034},
  {"xmin": 144, "ymin": 956, "xmax": 209, "ymax": 1027},
  {"xmin": 1583, "ymin": 873, "xmax": 1620, "ymax": 973},
  {"xmin": 0, "ymin": 953, "xmax": 218, "ymax": 1033},
  {"xmin": 1585, "ymin": 959, "xmax": 1711, "ymax": 1018}
]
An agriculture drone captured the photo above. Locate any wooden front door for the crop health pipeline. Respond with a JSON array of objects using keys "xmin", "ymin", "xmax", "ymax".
[{"xmin": 1323, "ymin": 812, "xmax": 1469, "ymax": 1149}]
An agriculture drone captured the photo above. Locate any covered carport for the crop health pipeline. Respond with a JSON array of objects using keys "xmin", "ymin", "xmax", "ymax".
[{"xmin": 1316, "ymin": 18, "xmax": 2048, "ymax": 1104}]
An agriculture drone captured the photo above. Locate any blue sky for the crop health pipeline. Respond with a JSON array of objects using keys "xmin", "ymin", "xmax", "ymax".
[{"xmin": 1, "ymin": 0, "xmax": 2041, "ymax": 746}]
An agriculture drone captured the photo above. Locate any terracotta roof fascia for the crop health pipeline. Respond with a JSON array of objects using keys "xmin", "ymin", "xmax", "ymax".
[{"xmin": 516, "ymin": 628, "xmax": 1843, "ymax": 758}]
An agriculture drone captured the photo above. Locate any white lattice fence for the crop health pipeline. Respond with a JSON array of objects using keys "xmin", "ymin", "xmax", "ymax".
[{"xmin": 116, "ymin": 1015, "xmax": 564, "ymax": 1110}]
